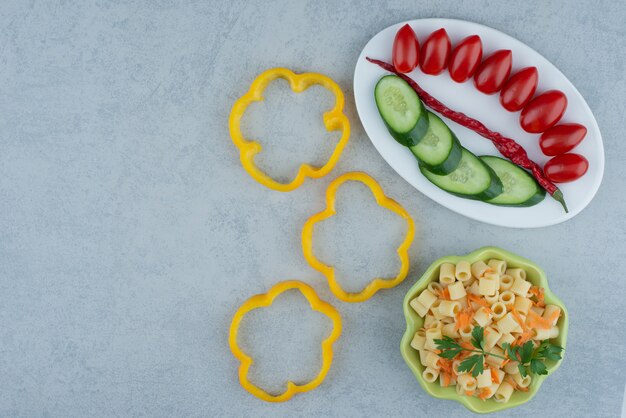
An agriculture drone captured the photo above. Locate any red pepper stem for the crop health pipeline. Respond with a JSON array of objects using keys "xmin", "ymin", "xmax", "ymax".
[
  {"xmin": 551, "ymin": 189, "xmax": 568, "ymax": 213},
  {"xmin": 366, "ymin": 57, "xmax": 568, "ymax": 212}
]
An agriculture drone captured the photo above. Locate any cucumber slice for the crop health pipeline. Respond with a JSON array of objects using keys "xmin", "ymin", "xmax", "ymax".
[
  {"xmin": 420, "ymin": 148, "xmax": 503, "ymax": 201},
  {"xmin": 409, "ymin": 111, "xmax": 462, "ymax": 175},
  {"xmin": 480, "ymin": 156, "xmax": 546, "ymax": 207},
  {"xmin": 374, "ymin": 75, "xmax": 429, "ymax": 147}
]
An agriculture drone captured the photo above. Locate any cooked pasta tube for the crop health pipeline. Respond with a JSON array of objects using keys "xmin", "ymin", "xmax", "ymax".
[
  {"xmin": 422, "ymin": 367, "xmax": 439, "ymax": 383},
  {"xmin": 452, "ymin": 360, "xmax": 463, "ymax": 375},
  {"xmin": 427, "ymin": 282, "xmax": 443, "ymax": 295},
  {"xmin": 418, "ymin": 349, "xmax": 429, "ymax": 367},
  {"xmin": 430, "ymin": 299, "xmax": 444, "ymax": 320},
  {"xmin": 423, "ymin": 314, "xmax": 438, "ymax": 329},
  {"xmin": 534, "ymin": 326, "xmax": 559, "ymax": 340},
  {"xmin": 455, "ymin": 261, "xmax": 472, "ymax": 282},
  {"xmin": 442, "ymin": 322, "xmax": 459, "ymax": 338},
  {"xmin": 410, "ymin": 330, "xmax": 426, "ymax": 350},
  {"xmin": 410, "ymin": 298, "xmax": 428, "ymax": 317},
  {"xmin": 458, "ymin": 374, "xmax": 477, "ymax": 391},
  {"xmin": 499, "ymin": 290, "xmax": 515, "ymax": 307},
  {"xmin": 513, "ymin": 296, "xmax": 532, "ymax": 315},
  {"xmin": 485, "ymin": 346, "xmax": 506, "ymax": 368},
  {"xmin": 425, "ymin": 327, "xmax": 442, "ymax": 350},
  {"xmin": 459, "ymin": 325, "xmax": 473, "ymax": 341},
  {"xmin": 439, "ymin": 263, "xmax": 456, "ymax": 285},
  {"xmin": 455, "ymin": 382, "xmax": 465, "ymax": 395},
  {"xmin": 497, "ymin": 312, "xmax": 520, "ymax": 334},
  {"xmin": 512, "ymin": 372, "xmax": 531, "ymax": 388},
  {"xmin": 530, "ymin": 306, "xmax": 545, "ymax": 316},
  {"xmin": 471, "ymin": 260, "xmax": 490, "ymax": 278},
  {"xmin": 425, "ymin": 351, "xmax": 441, "ymax": 370},
  {"xmin": 484, "ymin": 326, "xmax": 502, "ymax": 349},
  {"xmin": 474, "ymin": 307, "xmax": 493, "ymax": 327},
  {"xmin": 488, "ymin": 259, "xmax": 507, "ymax": 275},
  {"xmin": 503, "ymin": 361, "xmax": 519, "ymax": 375},
  {"xmin": 438, "ymin": 300, "xmax": 461, "ymax": 317},
  {"xmin": 448, "ymin": 281, "xmax": 466, "ymax": 300},
  {"xmin": 476, "ymin": 369, "xmax": 492, "ymax": 388},
  {"xmin": 497, "ymin": 333, "xmax": 515, "ymax": 349},
  {"xmin": 417, "ymin": 289, "xmax": 438, "ymax": 309},
  {"xmin": 479, "ymin": 273, "xmax": 499, "ymax": 296},
  {"xmin": 511, "ymin": 277, "xmax": 531, "ymax": 296},
  {"xmin": 484, "ymin": 290, "xmax": 500, "ymax": 305},
  {"xmin": 491, "ymin": 302, "xmax": 507, "ymax": 320},
  {"xmin": 505, "ymin": 268, "xmax": 526, "ymax": 281},
  {"xmin": 440, "ymin": 373, "xmax": 456, "ymax": 387},
  {"xmin": 543, "ymin": 305, "xmax": 561, "ymax": 326},
  {"xmin": 494, "ymin": 381, "xmax": 514, "ymax": 403},
  {"xmin": 499, "ymin": 274, "xmax": 514, "ymax": 291}
]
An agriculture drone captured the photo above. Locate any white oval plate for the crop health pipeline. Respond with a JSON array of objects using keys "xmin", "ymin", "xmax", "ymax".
[{"xmin": 354, "ymin": 18, "xmax": 604, "ymax": 228}]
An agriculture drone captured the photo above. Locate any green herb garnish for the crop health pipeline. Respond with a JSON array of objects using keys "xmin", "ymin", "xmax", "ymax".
[
  {"xmin": 435, "ymin": 326, "xmax": 563, "ymax": 378},
  {"xmin": 502, "ymin": 340, "xmax": 563, "ymax": 377}
]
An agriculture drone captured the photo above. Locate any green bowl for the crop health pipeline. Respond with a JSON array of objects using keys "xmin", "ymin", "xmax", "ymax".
[{"xmin": 400, "ymin": 246, "xmax": 568, "ymax": 414}]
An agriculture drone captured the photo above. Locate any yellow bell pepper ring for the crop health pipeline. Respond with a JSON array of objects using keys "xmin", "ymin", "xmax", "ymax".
[
  {"xmin": 228, "ymin": 280, "xmax": 342, "ymax": 402},
  {"xmin": 302, "ymin": 172, "xmax": 416, "ymax": 303},
  {"xmin": 228, "ymin": 68, "xmax": 350, "ymax": 192}
]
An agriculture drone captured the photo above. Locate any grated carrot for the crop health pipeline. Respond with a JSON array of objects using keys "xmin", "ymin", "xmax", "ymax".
[
  {"xmin": 442, "ymin": 372, "xmax": 452, "ymax": 387},
  {"xmin": 454, "ymin": 307, "xmax": 474, "ymax": 331},
  {"xmin": 509, "ymin": 310, "xmax": 534, "ymax": 347},
  {"xmin": 513, "ymin": 329, "xmax": 534, "ymax": 346},
  {"xmin": 457, "ymin": 341, "xmax": 476, "ymax": 359},
  {"xmin": 437, "ymin": 287, "xmax": 451, "ymax": 300},
  {"xmin": 511, "ymin": 308, "xmax": 527, "ymax": 331},
  {"xmin": 478, "ymin": 388, "xmax": 491, "ymax": 400},
  {"xmin": 490, "ymin": 368, "xmax": 500, "ymax": 384},
  {"xmin": 438, "ymin": 358, "xmax": 454, "ymax": 375},
  {"xmin": 529, "ymin": 286, "xmax": 546, "ymax": 307},
  {"xmin": 465, "ymin": 390, "xmax": 474, "ymax": 396},
  {"xmin": 527, "ymin": 309, "xmax": 559, "ymax": 330},
  {"xmin": 467, "ymin": 294, "xmax": 491, "ymax": 311}
]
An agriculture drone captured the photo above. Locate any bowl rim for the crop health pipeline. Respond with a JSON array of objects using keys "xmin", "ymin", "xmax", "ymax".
[{"xmin": 400, "ymin": 246, "xmax": 568, "ymax": 414}]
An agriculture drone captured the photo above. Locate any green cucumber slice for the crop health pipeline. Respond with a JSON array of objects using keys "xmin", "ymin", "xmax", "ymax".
[
  {"xmin": 420, "ymin": 148, "xmax": 503, "ymax": 201},
  {"xmin": 480, "ymin": 156, "xmax": 546, "ymax": 207},
  {"xmin": 409, "ymin": 111, "xmax": 462, "ymax": 175},
  {"xmin": 374, "ymin": 75, "xmax": 429, "ymax": 147}
]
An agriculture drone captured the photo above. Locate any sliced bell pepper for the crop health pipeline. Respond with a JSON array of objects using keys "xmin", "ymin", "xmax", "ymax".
[
  {"xmin": 228, "ymin": 68, "xmax": 350, "ymax": 191},
  {"xmin": 302, "ymin": 172, "xmax": 415, "ymax": 303},
  {"xmin": 228, "ymin": 280, "xmax": 342, "ymax": 402}
]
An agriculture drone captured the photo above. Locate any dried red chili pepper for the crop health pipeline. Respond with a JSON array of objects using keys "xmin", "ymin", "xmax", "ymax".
[{"xmin": 366, "ymin": 57, "xmax": 567, "ymax": 212}]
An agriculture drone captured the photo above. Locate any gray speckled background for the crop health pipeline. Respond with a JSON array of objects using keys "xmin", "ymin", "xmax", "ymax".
[{"xmin": 1, "ymin": 1, "xmax": 625, "ymax": 417}]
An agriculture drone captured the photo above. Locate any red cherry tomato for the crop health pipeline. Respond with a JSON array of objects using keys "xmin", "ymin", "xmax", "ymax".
[
  {"xmin": 392, "ymin": 24, "xmax": 420, "ymax": 73},
  {"xmin": 540, "ymin": 123, "xmax": 587, "ymax": 156},
  {"xmin": 473, "ymin": 50, "xmax": 512, "ymax": 94},
  {"xmin": 520, "ymin": 90, "xmax": 567, "ymax": 133},
  {"xmin": 448, "ymin": 35, "xmax": 483, "ymax": 83},
  {"xmin": 499, "ymin": 67, "xmax": 538, "ymax": 111},
  {"xmin": 419, "ymin": 28, "xmax": 451, "ymax": 75},
  {"xmin": 544, "ymin": 153, "xmax": 588, "ymax": 183}
]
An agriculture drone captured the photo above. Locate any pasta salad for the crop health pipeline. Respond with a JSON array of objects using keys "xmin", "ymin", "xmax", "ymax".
[{"xmin": 409, "ymin": 259, "xmax": 563, "ymax": 402}]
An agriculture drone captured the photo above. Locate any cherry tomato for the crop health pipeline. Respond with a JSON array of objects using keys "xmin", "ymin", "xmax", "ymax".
[
  {"xmin": 520, "ymin": 90, "xmax": 567, "ymax": 133},
  {"xmin": 448, "ymin": 35, "xmax": 483, "ymax": 82},
  {"xmin": 540, "ymin": 123, "xmax": 587, "ymax": 156},
  {"xmin": 544, "ymin": 153, "xmax": 588, "ymax": 183},
  {"xmin": 499, "ymin": 67, "xmax": 538, "ymax": 111},
  {"xmin": 473, "ymin": 50, "xmax": 512, "ymax": 94},
  {"xmin": 419, "ymin": 28, "xmax": 451, "ymax": 75},
  {"xmin": 392, "ymin": 24, "xmax": 420, "ymax": 73}
]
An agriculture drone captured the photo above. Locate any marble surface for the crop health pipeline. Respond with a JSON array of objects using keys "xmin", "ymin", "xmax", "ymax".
[{"xmin": 0, "ymin": 1, "xmax": 624, "ymax": 417}]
